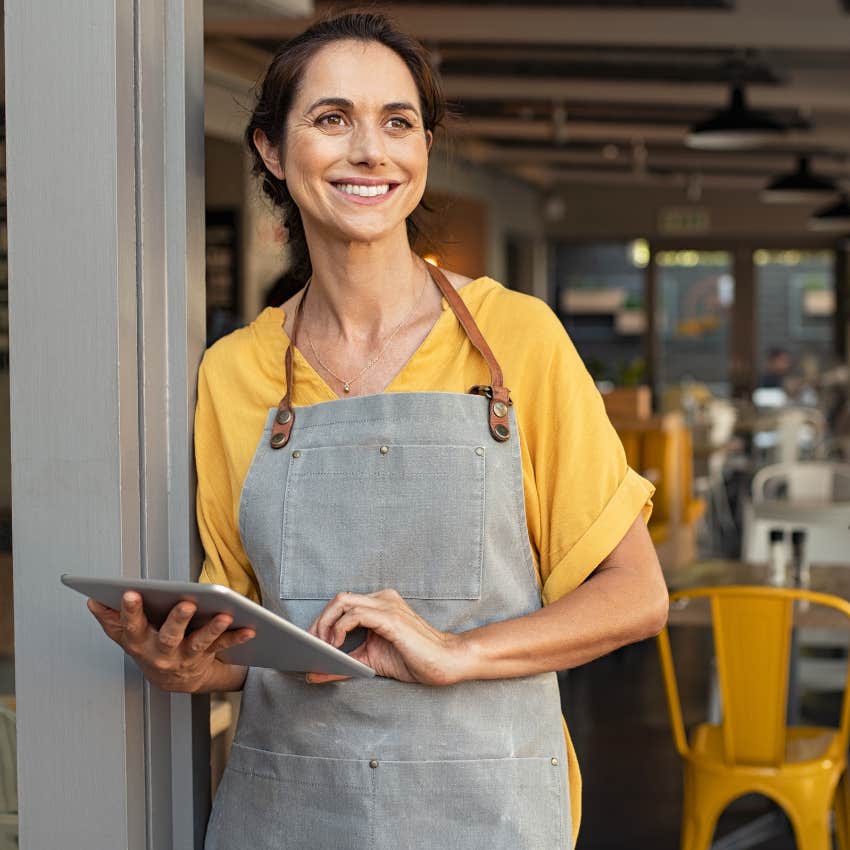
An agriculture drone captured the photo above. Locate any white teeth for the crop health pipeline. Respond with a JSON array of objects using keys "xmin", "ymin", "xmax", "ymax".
[{"xmin": 337, "ymin": 183, "xmax": 391, "ymax": 197}]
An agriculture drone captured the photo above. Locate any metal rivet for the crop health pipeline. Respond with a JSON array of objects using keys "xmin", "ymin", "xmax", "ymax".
[
  {"xmin": 276, "ymin": 409, "xmax": 292, "ymax": 425},
  {"xmin": 475, "ymin": 447, "xmax": 485, "ymax": 457},
  {"xmin": 494, "ymin": 424, "xmax": 509, "ymax": 439},
  {"xmin": 551, "ymin": 757, "xmax": 559, "ymax": 767},
  {"xmin": 379, "ymin": 445, "xmax": 389, "ymax": 455},
  {"xmin": 369, "ymin": 759, "xmax": 379, "ymax": 769},
  {"xmin": 270, "ymin": 433, "xmax": 286, "ymax": 448},
  {"xmin": 493, "ymin": 401, "xmax": 508, "ymax": 418},
  {"xmin": 292, "ymin": 450, "xmax": 301, "ymax": 459}
]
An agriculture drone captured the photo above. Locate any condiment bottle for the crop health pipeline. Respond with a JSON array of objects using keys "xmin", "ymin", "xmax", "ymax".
[
  {"xmin": 791, "ymin": 529, "xmax": 810, "ymax": 589},
  {"xmin": 768, "ymin": 528, "xmax": 787, "ymax": 586}
]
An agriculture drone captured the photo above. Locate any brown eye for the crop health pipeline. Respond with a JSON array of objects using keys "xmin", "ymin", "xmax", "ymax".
[
  {"xmin": 316, "ymin": 113, "xmax": 345, "ymax": 128},
  {"xmin": 387, "ymin": 116, "xmax": 413, "ymax": 130}
]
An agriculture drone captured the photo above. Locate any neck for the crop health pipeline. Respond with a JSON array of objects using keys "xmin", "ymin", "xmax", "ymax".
[{"xmin": 302, "ymin": 224, "xmax": 427, "ymax": 343}]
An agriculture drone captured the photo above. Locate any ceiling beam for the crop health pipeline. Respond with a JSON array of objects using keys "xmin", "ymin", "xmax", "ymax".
[
  {"xmin": 513, "ymin": 165, "xmax": 770, "ymax": 191},
  {"xmin": 204, "ymin": 0, "xmax": 850, "ymax": 51},
  {"xmin": 468, "ymin": 145, "xmax": 850, "ymax": 176},
  {"xmin": 441, "ymin": 76, "xmax": 850, "ymax": 114},
  {"xmin": 451, "ymin": 117, "xmax": 850, "ymax": 151}
]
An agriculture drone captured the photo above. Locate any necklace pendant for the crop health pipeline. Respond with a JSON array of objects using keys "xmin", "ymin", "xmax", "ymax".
[{"xmin": 343, "ymin": 382, "xmax": 351, "ymax": 393}]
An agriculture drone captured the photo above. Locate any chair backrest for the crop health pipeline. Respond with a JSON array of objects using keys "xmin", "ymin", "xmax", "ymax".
[
  {"xmin": 0, "ymin": 706, "xmax": 15, "ymax": 814},
  {"xmin": 751, "ymin": 461, "xmax": 850, "ymax": 503},
  {"xmin": 657, "ymin": 585, "xmax": 850, "ymax": 767}
]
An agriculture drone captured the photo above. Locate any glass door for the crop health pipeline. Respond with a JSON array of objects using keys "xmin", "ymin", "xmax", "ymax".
[{"xmin": 655, "ymin": 250, "xmax": 735, "ymax": 406}]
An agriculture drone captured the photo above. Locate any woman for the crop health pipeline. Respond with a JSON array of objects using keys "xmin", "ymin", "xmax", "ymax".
[{"xmin": 89, "ymin": 11, "xmax": 668, "ymax": 848}]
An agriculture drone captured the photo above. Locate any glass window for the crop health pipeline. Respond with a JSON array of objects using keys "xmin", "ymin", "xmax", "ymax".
[
  {"xmin": 656, "ymin": 250, "xmax": 734, "ymax": 399},
  {"xmin": 553, "ymin": 240, "xmax": 648, "ymax": 386},
  {"xmin": 754, "ymin": 249, "xmax": 836, "ymax": 390}
]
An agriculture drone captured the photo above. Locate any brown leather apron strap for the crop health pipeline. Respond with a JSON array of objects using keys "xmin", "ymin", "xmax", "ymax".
[
  {"xmin": 270, "ymin": 263, "xmax": 513, "ymax": 450},
  {"xmin": 424, "ymin": 263, "xmax": 512, "ymax": 442},
  {"xmin": 269, "ymin": 282, "xmax": 309, "ymax": 449}
]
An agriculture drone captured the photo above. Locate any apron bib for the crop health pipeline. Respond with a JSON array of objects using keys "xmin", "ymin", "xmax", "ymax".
[{"xmin": 205, "ymin": 267, "xmax": 571, "ymax": 850}]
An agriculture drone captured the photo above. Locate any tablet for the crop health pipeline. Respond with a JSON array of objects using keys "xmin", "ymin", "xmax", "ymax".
[{"xmin": 61, "ymin": 574, "xmax": 375, "ymax": 678}]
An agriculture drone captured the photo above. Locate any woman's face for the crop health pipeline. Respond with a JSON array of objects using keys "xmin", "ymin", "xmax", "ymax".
[{"xmin": 268, "ymin": 40, "xmax": 432, "ymax": 246}]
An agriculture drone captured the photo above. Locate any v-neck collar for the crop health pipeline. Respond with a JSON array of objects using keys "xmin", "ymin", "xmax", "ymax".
[{"xmin": 274, "ymin": 276, "xmax": 487, "ymax": 401}]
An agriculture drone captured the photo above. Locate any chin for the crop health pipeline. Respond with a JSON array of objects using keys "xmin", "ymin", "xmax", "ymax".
[{"xmin": 329, "ymin": 216, "xmax": 412, "ymax": 246}]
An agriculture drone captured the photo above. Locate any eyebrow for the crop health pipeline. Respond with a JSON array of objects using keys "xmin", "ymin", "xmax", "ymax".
[{"xmin": 305, "ymin": 97, "xmax": 421, "ymax": 117}]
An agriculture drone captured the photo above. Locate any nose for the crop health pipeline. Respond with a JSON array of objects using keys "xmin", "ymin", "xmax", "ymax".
[{"xmin": 347, "ymin": 120, "xmax": 386, "ymax": 168}]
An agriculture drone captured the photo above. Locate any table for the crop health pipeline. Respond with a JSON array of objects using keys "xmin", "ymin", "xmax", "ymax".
[
  {"xmin": 668, "ymin": 559, "xmax": 850, "ymax": 631},
  {"xmin": 754, "ymin": 499, "xmax": 850, "ymax": 525}
]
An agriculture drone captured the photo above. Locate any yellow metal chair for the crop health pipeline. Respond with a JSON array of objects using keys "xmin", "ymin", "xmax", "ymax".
[{"xmin": 657, "ymin": 585, "xmax": 850, "ymax": 850}]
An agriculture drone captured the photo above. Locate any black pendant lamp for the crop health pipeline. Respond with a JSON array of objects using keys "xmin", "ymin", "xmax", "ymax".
[
  {"xmin": 761, "ymin": 156, "xmax": 837, "ymax": 204},
  {"xmin": 686, "ymin": 84, "xmax": 786, "ymax": 150},
  {"xmin": 808, "ymin": 195, "xmax": 850, "ymax": 232}
]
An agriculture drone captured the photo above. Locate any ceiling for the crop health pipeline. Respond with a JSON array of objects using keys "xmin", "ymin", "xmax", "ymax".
[{"xmin": 204, "ymin": 0, "xmax": 850, "ymax": 198}]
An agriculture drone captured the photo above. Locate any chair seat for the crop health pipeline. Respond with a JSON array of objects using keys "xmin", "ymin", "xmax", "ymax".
[{"xmin": 690, "ymin": 723, "xmax": 839, "ymax": 768}]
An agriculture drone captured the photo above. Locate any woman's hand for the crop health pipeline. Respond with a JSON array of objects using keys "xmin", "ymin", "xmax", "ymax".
[
  {"xmin": 87, "ymin": 591, "xmax": 255, "ymax": 693},
  {"xmin": 306, "ymin": 589, "xmax": 468, "ymax": 686}
]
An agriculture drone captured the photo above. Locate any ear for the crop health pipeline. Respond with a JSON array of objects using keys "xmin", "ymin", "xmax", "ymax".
[
  {"xmin": 253, "ymin": 128, "xmax": 285, "ymax": 180},
  {"xmin": 425, "ymin": 129, "xmax": 434, "ymax": 153}
]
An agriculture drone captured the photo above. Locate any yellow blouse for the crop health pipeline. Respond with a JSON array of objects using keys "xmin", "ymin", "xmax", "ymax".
[{"xmin": 195, "ymin": 276, "xmax": 655, "ymax": 844}]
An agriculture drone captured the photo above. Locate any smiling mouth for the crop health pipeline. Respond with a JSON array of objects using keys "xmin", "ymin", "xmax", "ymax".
[{"xmin": 331, "ymin": 182, "xmax": 399, "ymax": 198}]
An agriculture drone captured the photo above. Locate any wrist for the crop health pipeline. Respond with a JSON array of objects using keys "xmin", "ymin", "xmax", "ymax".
[
  {"xmin": 446, "ymin": 630, "xmax": 484, "ymax": 685},
  {"xmin": 198, "ymin": 659, "xmax": 248, "ymax": 693}
]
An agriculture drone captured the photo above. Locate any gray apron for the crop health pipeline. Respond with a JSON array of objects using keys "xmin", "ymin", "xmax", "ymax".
[{"xmin": 205, "ymin": 266, "xmax": 571, "ymax": 849}]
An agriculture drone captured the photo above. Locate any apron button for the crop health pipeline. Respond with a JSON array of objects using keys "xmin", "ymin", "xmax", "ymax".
[
  {"xmin": 292, "ymin": 450, "xmax": 301, "ymax": 459},
  {"xmin": 379, "ymin": 445, "xmax": 389, "ymax": 455},
  {"xmin": 494, "ymin": 424, "xmax": 509, "ymax": 439},
  {"xmin": 276, "ymin": 409, "xmax": 292, "ymax": 425},
  {"xmin": 270, "ymin": 433, "xmax": 286, "ymax": 448},
  {"xmin": 475, "ymin": 447, "xmax": 485, "ymax": 457},
  {"xmin": 369, "ymin": 759, "xmax": 379, "ymax": 769},
  {"xmin": 493, "ymin": 401, "xmax": 508, "ymax": 418},
  {"xmin": 550, "ymin": 757, "xmax": 559, "ymax": 766}
]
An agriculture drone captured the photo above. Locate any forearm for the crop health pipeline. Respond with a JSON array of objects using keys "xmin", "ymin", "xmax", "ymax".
[{"xmin": 454, "ymin": 524, "xmax": 668, "ymax": 682}]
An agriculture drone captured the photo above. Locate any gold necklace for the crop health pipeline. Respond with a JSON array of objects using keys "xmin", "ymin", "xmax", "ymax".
[{"xmin": 301, "ymin": 268, "xmax": 429, "ymax": 394}]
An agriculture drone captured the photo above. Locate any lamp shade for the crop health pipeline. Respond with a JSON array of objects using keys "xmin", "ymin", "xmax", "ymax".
[
  {"xmin": 761, "ymin": 156, "xmax": 838, "ymax": 203},
  {"xmin": 686, "ymin": 85, "xmax": 786, "ymax": 150},
  {"xmin": 808, "ymin": 196, "xmax": 850, "ymax": 232}
]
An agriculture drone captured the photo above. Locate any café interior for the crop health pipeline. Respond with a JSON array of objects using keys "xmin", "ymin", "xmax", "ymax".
[{"xmin": 5, "ymin": 1, "xmax": 850, "ymax": 848}]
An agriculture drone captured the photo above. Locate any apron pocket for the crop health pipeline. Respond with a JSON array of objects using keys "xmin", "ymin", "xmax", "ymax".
[
  {"xmin": 372, "ymin": 756, "xmax": 567, "ymax": 850},
  {"xmin": 280, "ymin": 443, "xmax": 486, "ymax": 600},
  {"xmin": 205, "ymin": 744, "xmax": 374, "ymax": 850}
]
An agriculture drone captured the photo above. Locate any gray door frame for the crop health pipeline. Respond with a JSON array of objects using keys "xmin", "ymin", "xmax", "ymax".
[{"xmin": 5, "ymin": 1, "xmax": 207, "ymax": 848}]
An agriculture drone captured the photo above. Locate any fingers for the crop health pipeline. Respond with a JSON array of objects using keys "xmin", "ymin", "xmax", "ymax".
[
  {"xmin": 209, "ymin": 627, "xmax": 256, "ymax": 655},
  {"xmin": 119, "ymin": 592, "xmax": 152, "ymax": 647},
  {"xmin": 184, "ymin": 614, "xmax": 234, "ymax": 654},
  {"xmin": 305, "ymin": 671, "xmax": 351, "ymax": 685},
  {"xmin": 313, "ymin": 591, "xmax": 405, "ymax": 644},
  {"xmin": 155, "ymin": 601, "xmax": 197, "ymax": 654},
  {"xmin": 88, "ymin": 599, "xmax": 124, "ymax": 642}
]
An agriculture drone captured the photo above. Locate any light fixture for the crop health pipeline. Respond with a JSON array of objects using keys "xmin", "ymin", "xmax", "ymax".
[
  {"xmin": 808, "ymin": 196, "xmax": 850, "ymax": 232},
  {"xmin": 686, "ymin": 84, "xmax": 786, "ymax": 150},
  {"xmin": 761, "ymin": 156, "xmax": 837, "ymax": 203}
]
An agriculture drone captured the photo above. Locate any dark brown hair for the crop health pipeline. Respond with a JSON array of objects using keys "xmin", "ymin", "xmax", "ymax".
[{"xmin": 244, "ymin": 11, "xmax": 447, "ymax": 287}]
